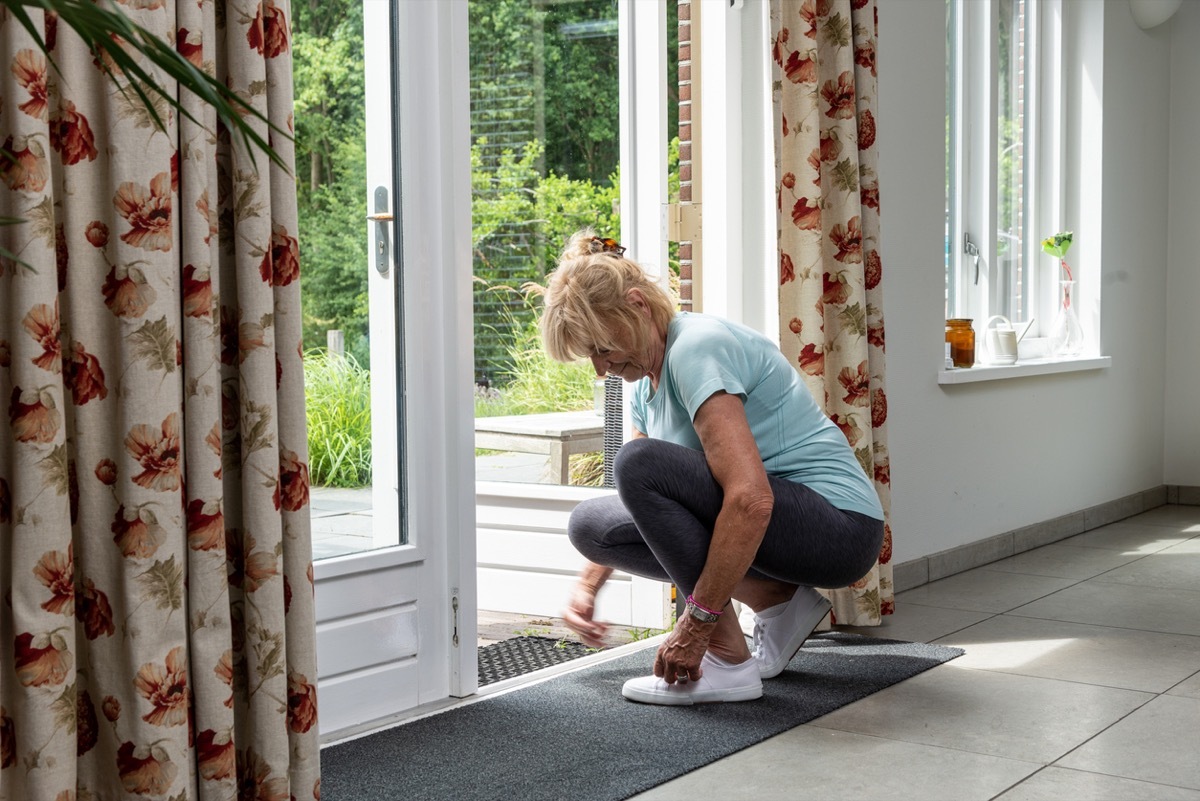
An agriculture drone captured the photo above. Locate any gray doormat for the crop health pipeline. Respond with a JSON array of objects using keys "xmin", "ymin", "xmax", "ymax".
[
  {"xmin": 320, "ymin": 632, "xmax": 963, "ymax": 801},
  {"xmin": 478, "ymin": 636, "xmax": 595, "ymax": 687}
]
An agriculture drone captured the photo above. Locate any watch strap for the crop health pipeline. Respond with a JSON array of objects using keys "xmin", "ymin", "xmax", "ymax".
[{"xmin": 685, "ymin": 599, "xmax": 721, "ymax": 624}]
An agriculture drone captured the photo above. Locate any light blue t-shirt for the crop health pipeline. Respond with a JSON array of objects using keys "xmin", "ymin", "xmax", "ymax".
[{"xmin": 629, "ymin": 313, "xmax": 884, "ymax": 521}]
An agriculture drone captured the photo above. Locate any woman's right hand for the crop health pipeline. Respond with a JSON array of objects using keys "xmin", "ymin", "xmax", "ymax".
[{"xmin": 562, "ymin": 580, "xmax": 609, "ymax": 648}]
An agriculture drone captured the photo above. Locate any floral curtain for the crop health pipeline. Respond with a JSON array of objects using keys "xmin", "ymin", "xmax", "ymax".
[
  {"xmin": 771, "ymin": 0, "xmax": 893, "ymax": 626},
  {"xmin": 1, "ymin": 2, "xmax": 320, "ymax": 800}
]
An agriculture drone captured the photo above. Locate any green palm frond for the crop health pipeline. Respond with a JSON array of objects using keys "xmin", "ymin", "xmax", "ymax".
[{"xmin": 6, "ymin": 0, "xmax": 288, "ymax": 171}]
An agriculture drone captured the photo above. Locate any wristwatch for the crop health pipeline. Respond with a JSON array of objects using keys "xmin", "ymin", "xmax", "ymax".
[{"xmin": 684, "ymin": 598, "xmax": 721, "ymax": 624}]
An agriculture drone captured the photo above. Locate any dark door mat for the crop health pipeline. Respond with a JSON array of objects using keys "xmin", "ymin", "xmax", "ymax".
[
  {"xmin": 323, "ymin": 632, "xmax": 964, "ymax": 801},
  {"xmin": 478, "ymin": 635, "xmax": 596, "ymax": 686}
]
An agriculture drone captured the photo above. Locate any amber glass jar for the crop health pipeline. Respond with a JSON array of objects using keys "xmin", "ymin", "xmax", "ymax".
[{"xmin": 945, "ymin": 319, "xmax": 975, "ymax": 368}]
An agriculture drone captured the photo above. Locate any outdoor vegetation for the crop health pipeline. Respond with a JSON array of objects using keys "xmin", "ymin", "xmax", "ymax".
[
  {"xmin": 296, "ymin": 0, "xmax": 678, "ymax": 488},
  {"xmin": 303, "ymin": 350, "xmax": 373, "ymax": 487},
  {"xmin": 292, "ymin": 0, "xmax": 370, "ymax": 367},
  {"xmin": 471, "ymin": 285, "xmax": 597, "ymax": 420}
]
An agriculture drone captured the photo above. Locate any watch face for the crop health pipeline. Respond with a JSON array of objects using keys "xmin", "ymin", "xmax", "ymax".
[{"xmin": 686, "ymin": 602, "xmax": 719, "ymax": 623}]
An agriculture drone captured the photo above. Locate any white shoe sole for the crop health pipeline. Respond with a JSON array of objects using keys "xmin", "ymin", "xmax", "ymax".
[
  {"xmin": 621, "ymin": 655, "xmax": 764, "ymax": 705},
  {"xmin": 621, "ymin": 679, "xmax": 763, "ymax": 706}
]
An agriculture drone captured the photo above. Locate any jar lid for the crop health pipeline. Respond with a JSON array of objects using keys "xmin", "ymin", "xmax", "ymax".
[{"xmin": 946, "ymin": 318, "xmax": 973, "ymax": 324}]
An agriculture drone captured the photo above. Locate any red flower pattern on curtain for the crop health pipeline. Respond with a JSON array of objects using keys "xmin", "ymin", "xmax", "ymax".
[
  {"xmin": 772, "ymin": 0, "xmax": 894, "ymax": 625},
  {"xmin": 0, "ymin": 2, "xmax": 319, "ymax": 798}
]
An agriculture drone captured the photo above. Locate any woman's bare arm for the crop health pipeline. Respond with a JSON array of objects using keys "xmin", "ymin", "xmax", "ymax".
[{"xmin": 688, "ymin": 391, "xmax": 774, "ymax": 613}]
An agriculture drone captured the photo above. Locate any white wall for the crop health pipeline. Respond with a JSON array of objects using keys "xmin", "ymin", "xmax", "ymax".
[
  {"xmin": 1165, "ymin": 1, "xmax": 1200, "ymax": 486},
  {"xmin": 876, "ymin": 0, "xmax": 1174, "ymax": 564}
]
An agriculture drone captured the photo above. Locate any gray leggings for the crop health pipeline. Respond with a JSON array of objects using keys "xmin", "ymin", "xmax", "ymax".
[{"xmin": 568, "ymin": 438, "xmax": 885, "ymax": 596}]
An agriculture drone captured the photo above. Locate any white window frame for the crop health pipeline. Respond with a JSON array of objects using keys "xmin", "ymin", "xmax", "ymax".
[
  {"xmin": 947, "ymin": 0, "xmax": 1065, "ymax": 342},
  {"xmin": 696, "ymin": 0, "xmax": 776, "ymax": 338}
]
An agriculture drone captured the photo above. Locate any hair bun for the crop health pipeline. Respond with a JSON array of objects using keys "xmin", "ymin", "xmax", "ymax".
[{"xmin": 562, "ymin": 227, "xmax": 600, "ymax": 260}]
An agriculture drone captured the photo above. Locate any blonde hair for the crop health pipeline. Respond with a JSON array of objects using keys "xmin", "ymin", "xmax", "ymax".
[{"xmin": 539, "ymin": 228, "xmax": 677, "ymax": 363}]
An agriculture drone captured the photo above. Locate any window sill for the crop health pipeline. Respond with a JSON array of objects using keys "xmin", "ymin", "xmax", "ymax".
[{"xmin": 938, "ymin": 355, "xmax": 1111, "ymax": 385}]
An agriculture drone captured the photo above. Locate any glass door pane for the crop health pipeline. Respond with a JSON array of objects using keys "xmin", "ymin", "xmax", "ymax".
[
  {"xmin": 469, "ymin": 0, "xmax": 677, "ymax": 489},
  {"xmin": 469, "ymin": 0, "xmax": 621, "ymax": 488},
  {"xmin": 295, "ymin": 0, "xmax": 401, "ymax": 558}
]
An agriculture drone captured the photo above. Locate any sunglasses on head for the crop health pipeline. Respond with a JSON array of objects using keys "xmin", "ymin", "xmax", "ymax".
[{"xmin": 589, "ymin": 236, "xmax": 627, "ymax": 256}]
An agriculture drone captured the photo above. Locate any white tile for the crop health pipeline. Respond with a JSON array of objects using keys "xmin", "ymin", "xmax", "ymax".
[
  {"xmin": 936, "ymin": 615, "xmax": 1200, "ymax": 693},
  {"xmin": 896, "ymin": 568, "xmax": 1076, "ymax": 614},
  {"xmin": 1089, "ymin": 539, "xmax": 1200, "ymax": 592},
  {"xmin": 1168, "ymin": 671, "xmax": 1200, "ymax": 701},
  {"xmin": 1011, "ymin": 581, "xmax": 1200, "ymax": 638},
  {"xmin": 995, "ymin": 767, "xmax": 1200, "ymax": 801},
  {"xmin": 632, "ymin": 727, "xmax": 1039, "ymax": 801},
  {"xmin": 1063, "ymin": 522, "xmax": 1193, "ymax": 554},
  {"xmin": 811, "ymin": 664, "xmax": 1151, "ymax": 764},
  {"xmin": 1126, "ymin": 505, "xmax": 1200, "ymax": 531},
  {"xmin": 1057, "ymin": 695, "xmax": 1200, "ymax": 790},
  {"xmin": 841, "ymin": 603, "xmax": 993, "ymax": 645},
  {"xmin": 987, "ymin": 543, "xmax": 1143, "ymax": 580}
]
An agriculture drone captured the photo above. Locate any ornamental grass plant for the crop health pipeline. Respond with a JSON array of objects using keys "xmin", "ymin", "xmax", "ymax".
[
  {"xmin": 473, "ymin": 282, "xmax": 595, "ymax": 419},
  {"xmin": 304, "ymin": 349, "xmax": 373, "ymax": 487}
]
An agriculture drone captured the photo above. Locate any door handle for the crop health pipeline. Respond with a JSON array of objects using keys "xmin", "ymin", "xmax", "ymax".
[{"xmin": 370, "ymin": 186, "xmax": 391, "ymax": 275}]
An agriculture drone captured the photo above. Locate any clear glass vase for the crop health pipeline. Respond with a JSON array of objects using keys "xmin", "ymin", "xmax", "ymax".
[{"xmin": 1049, "ymin": 280, "xmax": 1084, "ymax": 357}]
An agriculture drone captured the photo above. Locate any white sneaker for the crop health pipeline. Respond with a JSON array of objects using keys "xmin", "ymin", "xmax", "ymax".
[
  {"xmin": 621, "ymin": 652, "xmax": 763, "ymax": 705},
  {"xmin": 751, "ymin": 586, "xmax": 832, "ymax": 678}
]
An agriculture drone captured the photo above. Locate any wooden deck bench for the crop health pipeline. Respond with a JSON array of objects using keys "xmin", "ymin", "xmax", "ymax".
[{"xmin": 474, "ymin": 410, "xmax": 605, "ymax": 485}]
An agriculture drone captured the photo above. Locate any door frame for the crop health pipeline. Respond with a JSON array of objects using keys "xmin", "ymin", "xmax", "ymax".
[
  {"xmin": 315, "ymin": 0, "xmax": 476, "ymax": 740},
  {"xmin": 391, "ymin": 0, "xmax": 477, "ymax": 699}
]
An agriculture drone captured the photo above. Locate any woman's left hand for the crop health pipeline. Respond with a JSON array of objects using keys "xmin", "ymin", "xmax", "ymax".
[{"xmin": 654, "ymin": 614, "xmax": 716, "ymax": 684}]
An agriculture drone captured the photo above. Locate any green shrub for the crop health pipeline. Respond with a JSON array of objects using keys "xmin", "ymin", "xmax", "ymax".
[{"xmin": 304, "ymin": 350, "xmax": 373, "ymax": 487}]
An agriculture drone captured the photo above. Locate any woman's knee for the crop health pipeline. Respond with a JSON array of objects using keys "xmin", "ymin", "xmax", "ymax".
[
  {"xmin": 566, "ymin": 495, "xmax": 629, "ymax": 559},
  {"xmin": 613, "ymin": 437, "xmax": 673, "ymax": 501},
  {"xmin": 613, "ymin": 437, "xmax": 656, "ymax": 480}
]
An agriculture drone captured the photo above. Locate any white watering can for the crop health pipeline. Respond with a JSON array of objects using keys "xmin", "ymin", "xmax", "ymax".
[{"xmin": 983, "ymin": 315, "xmax": 1019, "ymax": 365}]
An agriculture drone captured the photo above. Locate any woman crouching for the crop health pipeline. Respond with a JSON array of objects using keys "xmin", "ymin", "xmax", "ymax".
[{"xmin": 540, "ymin": 230, "xmax": 885, "ymax": 705}]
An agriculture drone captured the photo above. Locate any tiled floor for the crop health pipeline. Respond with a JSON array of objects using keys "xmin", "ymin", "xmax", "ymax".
[{"xmin": 632, "ymin": 504, "xmax": 1200, "ymax": 801}]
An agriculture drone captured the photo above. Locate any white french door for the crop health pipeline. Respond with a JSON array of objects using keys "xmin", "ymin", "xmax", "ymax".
[
  {"xmin": 314, "ymin": 0, "xmax": 476, "ymax": 738},
  {"xmin": 315, "ymin": 0, "xmax": 679, "ymax": 736},
  {"xmin": 470, "ymin": 0, "xmax": 675, "ymax": 631}
]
